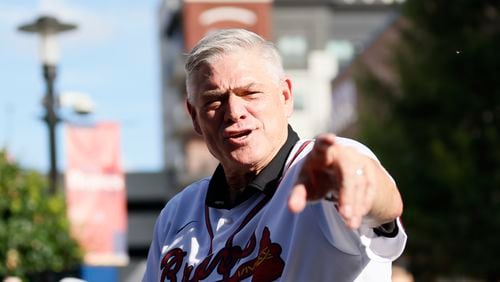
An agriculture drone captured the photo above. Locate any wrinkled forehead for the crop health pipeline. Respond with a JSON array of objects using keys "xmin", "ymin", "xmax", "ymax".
[
  {"xmin": 187, "ymin": 49, "xmax": 280, "ymax": 97},
  {"xmin": 187, "ymin": 64, "xmax": 208, "ymax": 86},
  {"xmin": 187, "ymin": 50, "xmax": 252, "ymax": 93},
  {"xmin": 189, "ymin": 63, "xmax": 247, "ymax": 97}
]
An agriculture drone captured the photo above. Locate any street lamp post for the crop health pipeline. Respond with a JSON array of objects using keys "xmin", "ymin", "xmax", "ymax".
[{"xmin": 18, "ymin": 15, "xmax": 77, "ymax": 194}]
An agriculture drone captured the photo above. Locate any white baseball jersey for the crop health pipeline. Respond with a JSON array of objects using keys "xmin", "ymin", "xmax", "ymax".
[{"xmin": 143, "ymin": 130, "xmax": 407, "ymax": 282}]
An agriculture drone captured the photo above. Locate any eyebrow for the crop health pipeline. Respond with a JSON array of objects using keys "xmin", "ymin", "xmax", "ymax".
[{"xmin": 200, "ymin": 82, "xmax": 260, "ymax": 96}]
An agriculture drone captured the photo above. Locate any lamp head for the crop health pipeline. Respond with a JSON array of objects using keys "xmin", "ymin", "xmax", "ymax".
[{"xmin": 18, "ymin": 15, "xmax": 77, "ymax": 66}]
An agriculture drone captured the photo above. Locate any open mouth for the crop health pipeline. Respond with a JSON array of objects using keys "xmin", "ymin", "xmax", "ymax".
[{"xmin": 224, "ymin": 129, "xmax": 252, "ymax": 142}]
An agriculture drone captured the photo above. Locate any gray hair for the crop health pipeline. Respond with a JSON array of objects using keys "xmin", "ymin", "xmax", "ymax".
[{"xmin": 185, "ymin": 29, "xmax": 284, "ymax": 102}]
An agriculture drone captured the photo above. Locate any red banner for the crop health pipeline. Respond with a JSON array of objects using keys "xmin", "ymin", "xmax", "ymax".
[{"xmin": 65, "ymin": 122, "xmax": 128, "ymax": 266}]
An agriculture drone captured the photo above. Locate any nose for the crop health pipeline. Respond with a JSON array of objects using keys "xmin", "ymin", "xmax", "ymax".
[{"xmin": 224, "ymin": 94, "xmax": 247, "ymax": 123}]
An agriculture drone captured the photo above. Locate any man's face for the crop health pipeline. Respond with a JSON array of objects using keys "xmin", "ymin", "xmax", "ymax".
[{"xmin": 187, "ymin": 49, "xmax": 293, "ymax": 175}]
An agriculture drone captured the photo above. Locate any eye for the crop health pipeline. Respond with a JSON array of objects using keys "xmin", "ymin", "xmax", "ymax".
[
  {"xmin": 245, "ymin": 90, "xmax": 262, "ymax": 98},
  {"xmin": 203, "ymin": 97, "xmax": 222, "ymax": 110}
]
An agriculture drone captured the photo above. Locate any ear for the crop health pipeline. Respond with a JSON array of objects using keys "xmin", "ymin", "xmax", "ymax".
[
  {"xmin": 186, "ymin": 100, "xmax": 202, "ymax": 135},
  {"xmin": 281, "ymin": 77, "xmax": 294, "ymax": 117}
]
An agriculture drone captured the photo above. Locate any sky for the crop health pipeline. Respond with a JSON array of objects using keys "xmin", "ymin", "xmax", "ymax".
[{"xmin": 0, "ymin": 0, "xmax": 163, "ymax": 172}]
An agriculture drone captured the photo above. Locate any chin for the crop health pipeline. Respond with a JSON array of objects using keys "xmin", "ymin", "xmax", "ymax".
[{"xmin": 229, "ymin": 148, "xmax": 264, "ymax": 167}]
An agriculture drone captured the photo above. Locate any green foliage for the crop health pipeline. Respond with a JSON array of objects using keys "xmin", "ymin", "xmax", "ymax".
[
  {"xmin": 0, "ymin": 150, "xmax": 82, "ymax": 280},
  {"xmin": 356, "ymin": 0, "xmax": 500, "ymax": 280}
]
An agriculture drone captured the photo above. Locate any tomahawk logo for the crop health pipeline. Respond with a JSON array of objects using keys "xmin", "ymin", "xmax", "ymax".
[{"xmin": 160, "ymin": 227, "xmax": 285, "ymax": 281}]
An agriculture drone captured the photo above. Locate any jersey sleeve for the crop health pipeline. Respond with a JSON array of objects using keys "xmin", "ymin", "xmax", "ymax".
[
  {"xmin": 357, "ymin": 218, "xmax": 407, "ymax": 261},
  {"xmin": 317, "ymin": 197, "xmax": 407, "ymax": 262},
  {"xmin": 316, "ymin": 137, "xmax": 407, "ymax": 261}
]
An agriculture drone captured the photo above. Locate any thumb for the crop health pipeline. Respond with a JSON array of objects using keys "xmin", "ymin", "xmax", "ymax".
[{"xmin": 288, "ymin": 183, "xmax": 307, "ymax": 213}]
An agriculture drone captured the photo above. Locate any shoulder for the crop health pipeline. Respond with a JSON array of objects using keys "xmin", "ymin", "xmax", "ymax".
[
  {"xmin": 165, "ymin": 177, "xmax": 210, "ymax": 209},
  {"xmin": 282, "ymin": 137, "xmax": 380, "ymax": 179},
  {"xmin": 155, "ymin": 177, "xmax": 211, "ymax": 227},
  {"xmin": 288, "ymin": 137, "xmax": 377, "ymax": 160},
  {"xmin": 333, "ymin": 136, "xmax": 378, "ymax": 160}
]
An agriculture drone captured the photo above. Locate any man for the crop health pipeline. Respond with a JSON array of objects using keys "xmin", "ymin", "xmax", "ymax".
[{"xmin": 143, "ymin": 29, "xmax": 406, "ymax": 281}]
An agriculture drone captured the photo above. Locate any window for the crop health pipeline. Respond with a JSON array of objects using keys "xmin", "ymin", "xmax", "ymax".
[
  {"xmin": 277, "ymin": 35, "xmax": 308, "ymax": 69},
  {"xmin": 325, "ymin": 40, "xmax": 355, "ymax": 68}
]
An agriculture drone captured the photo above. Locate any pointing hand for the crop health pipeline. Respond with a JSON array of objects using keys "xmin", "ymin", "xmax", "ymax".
[{"xmin": 288, "ymin": 134, "xmax": 377, "ymax": 229}]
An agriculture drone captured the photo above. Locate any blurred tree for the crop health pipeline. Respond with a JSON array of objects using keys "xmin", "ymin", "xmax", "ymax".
[
  {"xmin": 355, "ymin": 0, "xmax": 500, "ymax": 280},
  {"xmin": 0, "ymin": 150, "xmax": 82, "ymax": 281}
]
